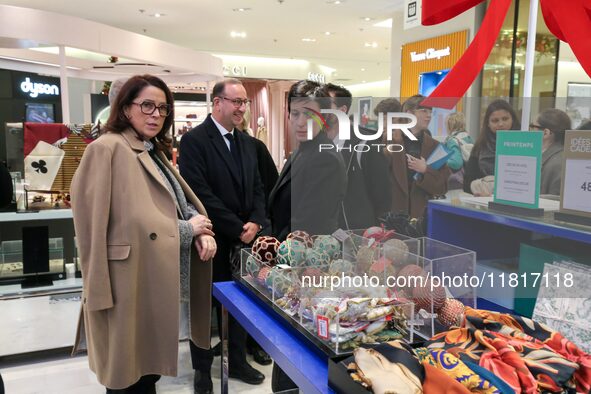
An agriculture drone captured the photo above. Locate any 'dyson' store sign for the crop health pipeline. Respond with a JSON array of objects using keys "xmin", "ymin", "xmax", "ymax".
[{"xmin": 10, "ymin": 70, "xmax": 61, "ymax": 100}]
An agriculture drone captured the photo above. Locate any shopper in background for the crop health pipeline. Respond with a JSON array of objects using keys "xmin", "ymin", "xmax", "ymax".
[
  {"xmin": 108, "ymin": 77, "xmax": 129, "ymax": 106},
  {"xmin": 530, "ymin": 108, "xmax": 572, "ymax": 195},
  {"xmin": 463, "ymin": 99, "xmax": 520, "ymax": 195},
  {"xmin": 268, "ymin": 80, "xmax": 347, "ymax": 391},
  {"xmin": 444, "ymin": 112, "xmax": 474, "ymax": 190},
  {"xmin": 377, "ymin": 97, "xmax": 450, "ymax": 219},
  {"xmin": 71, "ymin": 75, "xmax": 216, "ymax": 393},
  {"xmin": 402, "ymin": 94, "xmax": 433, "ymax": 137},
  {"xmin": 324, "ymin": 83, "xmax": 391, "ymax": 229},
  {"xmin": 179, "ymin": 78, "xmax": 267, "ymax": 393}
]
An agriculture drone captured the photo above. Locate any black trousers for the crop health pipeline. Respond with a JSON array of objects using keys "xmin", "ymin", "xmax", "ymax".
[
  {"xmin": 105, "ymin": 375, "xmax": 160, "ymax": 394},
  {"xmin": 190, "ymin": 238, "xmax": 247, "ymax": 373}
]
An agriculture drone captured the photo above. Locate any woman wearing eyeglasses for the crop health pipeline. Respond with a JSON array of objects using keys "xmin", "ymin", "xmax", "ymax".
[
  {"xmin": 71, "ymin": 74, "xmax": 216, "ymax": 393},
  {"xmin": 531, "ymin": 108, "xmax": 571, "ymax": 196}
]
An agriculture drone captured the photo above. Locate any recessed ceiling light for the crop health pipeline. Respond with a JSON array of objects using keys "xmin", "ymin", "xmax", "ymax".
[
  {"xmin": 362, "ymin": 17, "xmax": 374, "ymax": 21},
  {"xmin": 362, "ymin": 80, "xmax": 366, "ymax": 83},
  {"xmin": 230, "ymin": 31, "xmax": 247, "ymax": 38},
  {"xmin": 361, "ymin": 68, "xmax": 365, "ymax": 71},
  {"xmin": 373, "ymin": 19, "xmax": 392, "ymax": 28},
  {"xmin": 364, "ymin": 42, "xmax": 378, "ymax": 48},
  {"xmin": 302, "ymin": 38, "xmax": 316, "ymax": 42},
  {"xmin": 233, "ymin": 7, "xmax": 252, "ymax": 11},
  {"xmin": 149, "ymin": 13, "xmax": 165, "ymax": 17},
  {"xmin": 325, "ymin": 32, "xmax": 333, "ymax": 36},
  {"xmin": 326, "ymin": 0, "xmax": 343, "ymax": 4}
]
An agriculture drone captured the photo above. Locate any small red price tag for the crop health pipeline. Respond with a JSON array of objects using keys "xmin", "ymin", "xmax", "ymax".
[{"xmin": 317, "ymin": 315, "xmax": 329, "ymax": 340}]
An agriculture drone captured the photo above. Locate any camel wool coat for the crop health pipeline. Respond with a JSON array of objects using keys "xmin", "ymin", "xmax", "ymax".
[{"xmin": 70, "ymin": 128, "xmax": 212, "ymax": 389}]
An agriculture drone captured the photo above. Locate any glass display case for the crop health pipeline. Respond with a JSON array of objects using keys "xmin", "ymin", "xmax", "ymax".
[
  {"xmin": 238, "ymin": 231, "xmax": 418, "ymax": 356},
  {"xmin": 0, "ymin": 237, "xmax": 65, "ymax": 282}
]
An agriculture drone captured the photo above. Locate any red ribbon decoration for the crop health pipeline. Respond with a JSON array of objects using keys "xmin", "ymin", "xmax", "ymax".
[
  {"xmin": 421, "ymin": 0, "xmax": 591, "ymax": 110},
  {"xmin": 541, "ymin": 0, "xmax": 591, "ymax": 78},
  {"xmin": 421, "ymin": 0, "xmax": 512, "ymax": 109}
]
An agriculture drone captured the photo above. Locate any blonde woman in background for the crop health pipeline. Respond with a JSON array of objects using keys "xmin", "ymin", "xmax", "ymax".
[{"xmin": 444, "ymin": 112, "xmax": 474, "ymax": 190}]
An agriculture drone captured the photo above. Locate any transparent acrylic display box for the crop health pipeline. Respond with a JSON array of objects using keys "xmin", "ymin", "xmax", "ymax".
[
  {"xmin": 0, "ymin": 238, "xmax": 65, "ymax": 279},
  {"xmin": 377, "ymin": 237, "xmax": 476, "ymax": 339},
  {"xmin": 239, "ymin": 232, "xmax": 417, "ymax": 355}
]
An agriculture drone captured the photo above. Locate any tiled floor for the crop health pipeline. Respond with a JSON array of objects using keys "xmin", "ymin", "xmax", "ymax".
[{"xmin": 0, "ymin": 341, "xmax": 275, "ymax": 394}]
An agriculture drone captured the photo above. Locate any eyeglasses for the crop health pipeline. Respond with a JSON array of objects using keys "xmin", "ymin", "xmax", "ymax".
[
  {"xmin": 529, "ymin": 123, "xmax": 544, "ymax": 130},
  {"xmin": 221, "ymin": 97, "xmax": 251, "ymax": 108},
  {"xmin": 132, "ymin": 101, "xmax": 172, "ymax": 116}
]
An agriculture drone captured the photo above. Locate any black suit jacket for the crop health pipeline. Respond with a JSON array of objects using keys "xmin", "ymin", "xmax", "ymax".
[
  {"xmin": 339, "ymin": 129, "xmax": 392, "ymax": 229},
  {"xmin": 179, "ymin": 114, "xmax": 267, "ymax": 243},
  {"xmin": 268, "ymin": 131, "xmax": 347, "ymax": 241}
]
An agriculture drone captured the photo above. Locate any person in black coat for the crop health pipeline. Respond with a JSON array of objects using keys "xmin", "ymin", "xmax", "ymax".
[
  {"xmin": 325, "ymin": 83, "xmax": 392, "ymax": 229},
  {"xmin": 179, "ymin": 79, "xmax": 267, "ymax": 393},
  {"xmin": 267, "ymin": 80, "xmax": 347, "ymax": 392}
]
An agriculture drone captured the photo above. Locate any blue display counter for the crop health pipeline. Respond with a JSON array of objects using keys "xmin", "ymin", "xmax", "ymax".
[
  {"xmin": 427, "ymin": 200, "xmax": 591, "ymax": 258},
  {"xmin": 213, "ymin": 281, "xmax": 334, "ymax": 394}
]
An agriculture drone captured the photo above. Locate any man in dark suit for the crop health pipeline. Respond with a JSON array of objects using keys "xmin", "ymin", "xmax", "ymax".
[
  {"xmin": 179, "ymin": 79, "xmax": 267, "ymax": 393},
  {"xmin": 324, "ymin": 83, "xmax": 392, "ymax": 230}
]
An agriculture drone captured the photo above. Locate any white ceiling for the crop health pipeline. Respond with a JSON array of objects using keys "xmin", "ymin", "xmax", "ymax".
[{"xmin": 1, "ymin": 0, "xmax": 405, "ymax": 85}]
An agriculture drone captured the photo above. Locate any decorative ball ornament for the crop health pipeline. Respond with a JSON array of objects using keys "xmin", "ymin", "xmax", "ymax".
[
  {"xmin": 412, "ymin": 278, "xmax": 447, "ymax": 312},
  {"xmin": 257, "ymin": 266, "xmax": 272, "ymax": 286},
  {"xmin": 396, "ymin": 264, "xmax": 426, "ymax": 292},
  {"xmin": 304, "ymin": 248, "xmax": 330, "ymax": 267},
  {"xmin": 277, "ymin": 239, "xmax": 307, "ymax": 267},
  {"xmin": 437, "ymin": 299, "xmax": 465, "ymax": 327},
  {"xmin": 313, "ymin": 235, "xmax": 341, "ymax": 261},
  {"xmin": 252, "ymin": 236, "xmax": 281, "ymax": 264},
  {"xmin": 382, "ymin": 239, "xmax": 410, "ymax": 263},
  {"xmin": 287, "ymin": 230, "xmax": 313, "ymax": 248},
  {"xmin": 363, "ymin": 226, "xmax": 384, "ymax": 239},
  {"xmin": 356, "ymin": 246, "xmax": 378, "ymax": 273},
  {"xmin": 369, "ymin": 256, "xmax": 393, "ymax": 274},
  {"xmin": 266, "ymin": 268, "xmax": 290, "ymax": 297},
  {"xmin": 245, "ymin": 255, "xmax": 261, "ymax": 278},
  {"xmin": 329, "ymin": 259, "xmax": 354, "ymax": 275}
]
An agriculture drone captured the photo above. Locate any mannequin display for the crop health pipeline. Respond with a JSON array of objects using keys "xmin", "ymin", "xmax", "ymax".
[{"xmin": 256, "ymin": 116, "xmax": 268, "ymax": 146}]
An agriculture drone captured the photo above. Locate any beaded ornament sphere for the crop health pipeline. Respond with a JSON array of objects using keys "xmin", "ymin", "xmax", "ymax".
[
  {"xmin": 363, "ymin": 226, "xmax": 384, "ymax": 239},
  {"xmin": 287, "ymin": 230, "xmax": 313, "ymax": 248},
  {"xmin": 382, "ymin": 239, "xmax": 409, "ymax": 264},
  {"xmin": 329, "ymin": 258, "xmax": 354, "ymax": 275},
  {"xmin": 245, "ymin": 255, "xmax": 261, "ymax": 279},
  {"xmin": 266, "ymin": 267, "xmax": 290, "ymax": 297},
  {"xmin": 313, "ymin": 235, "xmax": 341, "ymax": 261},
  {"xmin": 437, "ymin": 299, "xmax": 465, "ymax": 327},
  {"xmin": 304, "ymin": 248, "xmax": 330, "ymax": 268},
  {"xmin": 276, "ymin": 239, "xmax": 307, "ymax": 267},
  {"xmin": 356, "ymin": 245, "xmax": 378, "ymax": 273},
  {"xmin": 412, "ymin": 278, "xmax": 447, "ymax": 312},
  {"xmin": 396, "ymin": 264, "xmax": 426, "ymax": 292},
  {"xmin": 252, "ymin": 236, "xmax": 281, "ymax": 265}
]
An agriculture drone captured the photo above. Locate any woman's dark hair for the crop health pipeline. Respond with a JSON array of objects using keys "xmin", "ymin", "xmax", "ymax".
[
  {"xmin": 287, "ymin": 80, "xmax": 330, "ymax": 114},
  {"xmin": 106, "ymin": 74, "xmax": 174, "ymax": 152},
  {"xmin": 472, "ymin": 99, "xmax": 520, "ymax": 156},
  {"xmin": 536, "ymin": 108, "xmax": 571, "ymax": 144},
  {"xmin": 577, "ymin": 119, "xmax": 591, "ymax": 130}
]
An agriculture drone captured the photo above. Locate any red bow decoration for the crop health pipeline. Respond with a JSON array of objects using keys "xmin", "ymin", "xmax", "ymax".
[{"xmin": 421, "ymin": 0, "xmax": 591, "ymax": 109}]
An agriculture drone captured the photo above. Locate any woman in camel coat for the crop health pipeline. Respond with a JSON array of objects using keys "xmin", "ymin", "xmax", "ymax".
[{"xmin": 71, "ymin": 75, "xmax": 216, "ymax": 392}]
